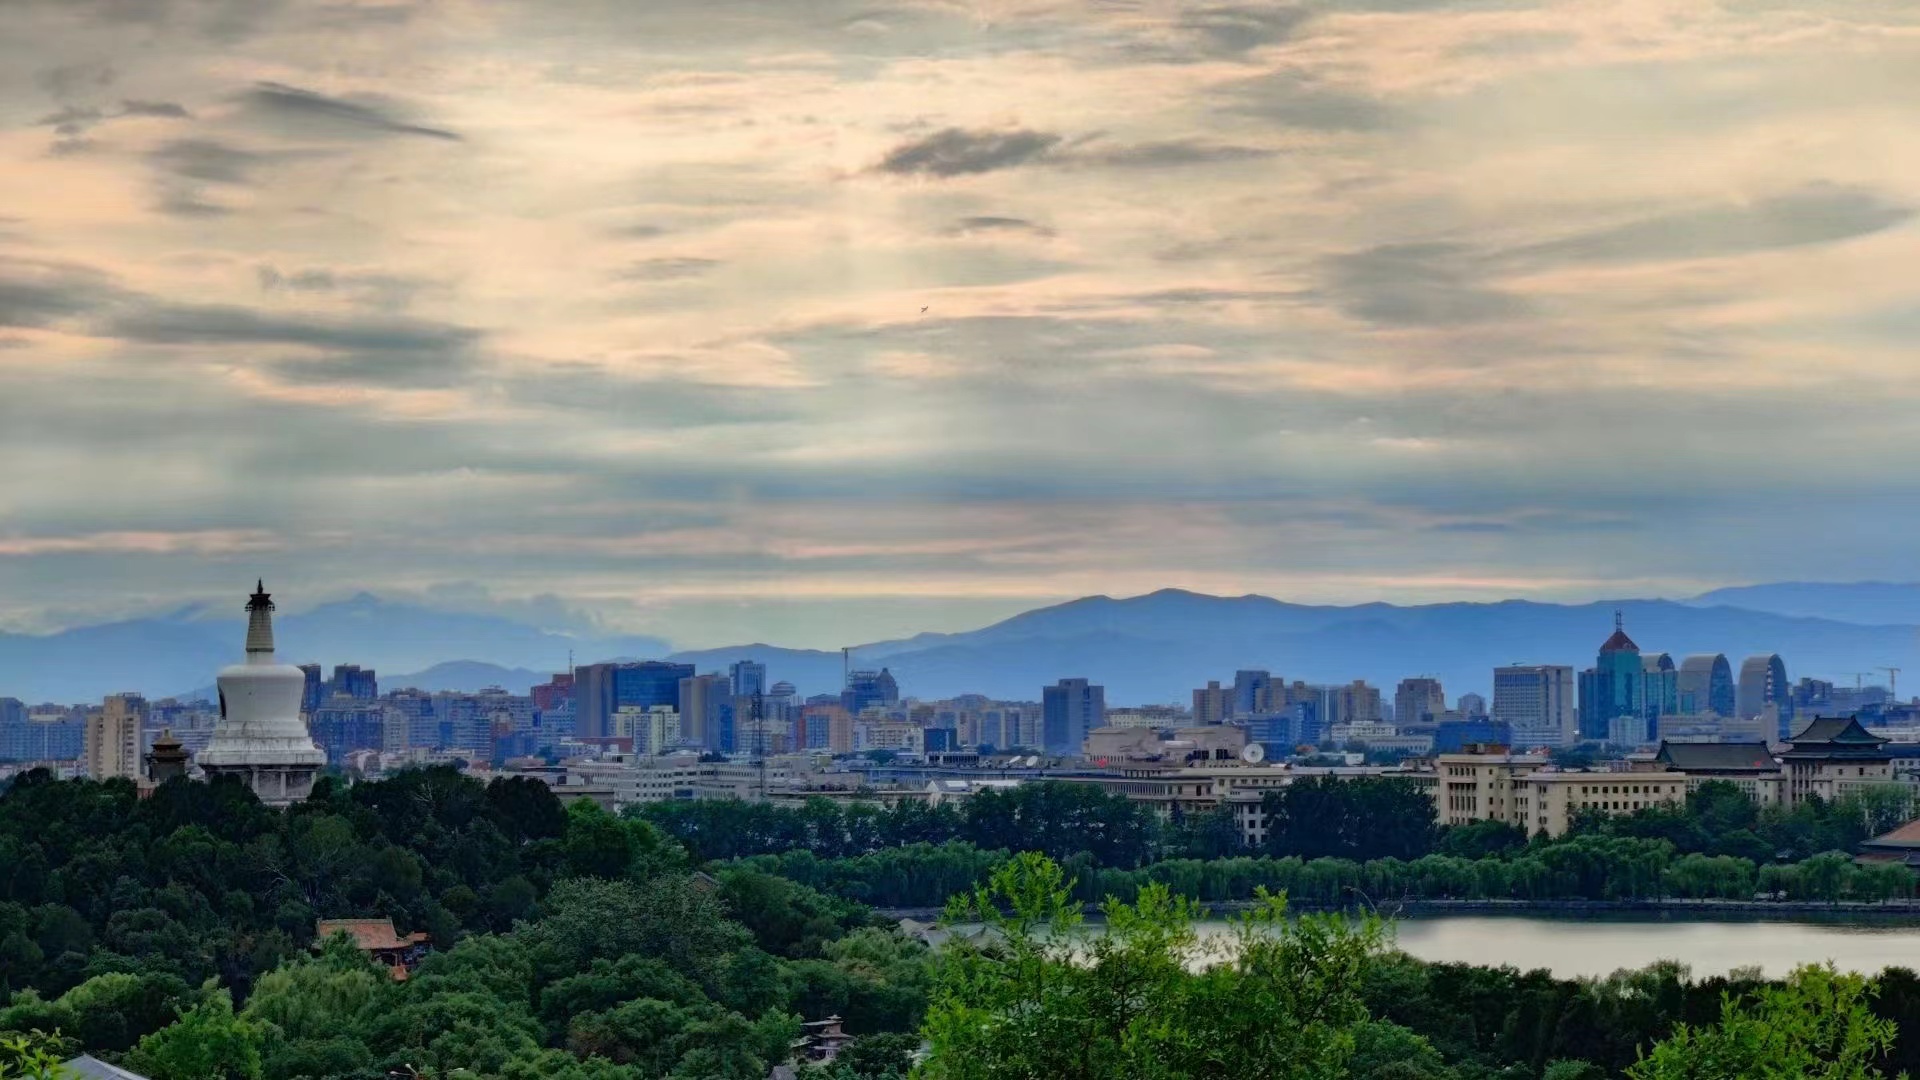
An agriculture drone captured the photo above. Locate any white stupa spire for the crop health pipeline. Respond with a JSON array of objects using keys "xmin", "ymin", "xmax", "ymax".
[
  {"xmin": 197, "ymin": 579, "xmax": 325, "ymax": 807},
  {"xmin": 245, "ymin": 579, "xmax": 276, "ymax": 656}
]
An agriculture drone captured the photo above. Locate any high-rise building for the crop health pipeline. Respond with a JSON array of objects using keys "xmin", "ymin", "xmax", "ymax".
[
  {"xmin": 1677, "ymin": 654, "xmax": 1735, "ymax": 717},
  {"xmin": 678, "ymin": 672, "xmax": 729, "ymax": 752},
  {"xmin": 575, "ymin": 661, "xmax": 697, "ymax": 739},
  {"xmin": 843, "ymin": 669, "xmax": 901, "ymax": 714},
  {"xmin": 530, "ymin": 673, "xmax": 574, "ymax": 713},
  {"xmin": 1192, "ymin": 681, "xmax": 1232, "ymax": 726},
  {"xmin": 1457, "ymin": 692, "xmax": 1488, "ymax": 718},
  {"xmin": 385, "ymin": 688, "xmax": 435, "ymax": 747},
  {"xmin": 1331, "ymin": 680, "xmax": 1383, "ymax": 726},
  {"xmin": 729, "ymin": 660, "xmax": 768, "ymax": 699},
  {"xmin": 298, "ymin": 664, "xmax": 324, "ymax": 714},
  {"xmin": 4, "ymin": 708, "xmax": 84, "ymax": 763},
  {"xmin": 800, "ymin": 703, "xmax": 853, "ymax": 753},
  {"xmin": 1578, "ymin": 617, "xmax": 1643, "ymax": 742},
  {"xmin": 310, "ymin": 699, "xmax": 386, "ymax": 763},
  {"xmin": 1041, "ymin": 678, "xmax": 1105, "ymax": 756},
  {"xmin": 1232, "ymin": 670, "xmax": 1274, "ymax": 715},
  {"xmin": 1394, "ymin": 678, "xmax": 1446, "ymax": 728},
  {"xmin": 1492, "ymin": 664, "xmax": 1576, "ymax": 747},
  {"xmin": 1737, "ymin": 654, "xmax": 1793, "ymax": 739},
  {"xmin": 1641, "ymin": 653, "xmax": 1678, "ymax": 739},
  {"xmin": 196, "ymin": 582, "xmax": 327, "ymax": 807},
  {"xmin": 329, "ymin": 664, "xmax": 378, "ymax": 701},
  {"xmin": 85, "ymin": 693, "xmax": 146, "ymax": 780}
]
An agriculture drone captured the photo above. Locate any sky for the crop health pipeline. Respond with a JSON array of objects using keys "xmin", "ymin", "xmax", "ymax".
[{"xmin": 3, "ymin": 0, "xmax": 1920, "ymax": 650}]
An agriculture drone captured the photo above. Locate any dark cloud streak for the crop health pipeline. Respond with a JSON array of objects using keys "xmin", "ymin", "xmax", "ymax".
[
  {"xmin": 238, "ymin": 82, "xmax": 461, "ymax": 141},
  {"xmin": 875, "ymin": 128, "xmax": 1062, "ymax": 177}
]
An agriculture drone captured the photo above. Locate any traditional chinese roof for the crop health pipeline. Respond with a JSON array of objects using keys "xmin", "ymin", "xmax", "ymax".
[
  {"xmin": 62, "ymin": 1057, "xmax": 151, "ymax": 1080},
  {"xmin": 1861, "ymin": 818, "xmax": 1920, "ymax": 853},
  {"xmin": 1790, "ymin": 716, "xmax": 1887, "ymax": 746},
  {"xmin": 316, "ymin": 918, "xmax": 428, "ymax": 952},
  {"xmin": 1653, "ymin": 740, "xmax": 1777, "ymax": 773}
]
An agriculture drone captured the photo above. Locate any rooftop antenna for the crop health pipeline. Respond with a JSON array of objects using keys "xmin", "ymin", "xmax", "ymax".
[{"xmin": 1614, "ymin": 609, "xmax": 1624, "ymax": 632}]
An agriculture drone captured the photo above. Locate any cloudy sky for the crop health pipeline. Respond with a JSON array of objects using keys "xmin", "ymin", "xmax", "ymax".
[{"xmin": 3, "ymin": 0, "xmax": 1918, "ymax": 648}]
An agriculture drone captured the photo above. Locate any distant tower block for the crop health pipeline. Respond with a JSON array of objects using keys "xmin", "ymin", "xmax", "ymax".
[{"xmin": 195, "ymin": 581, "xmax": 327, "ymax": 807}]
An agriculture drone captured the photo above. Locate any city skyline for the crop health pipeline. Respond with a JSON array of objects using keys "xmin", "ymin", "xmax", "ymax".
[{"xmin": 7, "ymin": 2, "xmax": 1920, "ymax": 646}]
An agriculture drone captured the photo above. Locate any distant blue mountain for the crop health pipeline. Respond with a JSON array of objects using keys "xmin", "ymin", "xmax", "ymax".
[
  {"xmin": 0, "ymin": 593, "xmax": 668, "ymax": 703},
  {"xmin": 382, "ymin": 661, "xmax": 552, "ymax": 696},
  {"xmin": 665, "ymin": 644, "xmax": 847, "ymax": 697},
  {"xmin": 1688, "ymin": 582, "xmax": 1920, "ymax": 627},
  {"xmin": 831, "ymin": 589, "xmax": 1920, "ymax": 704},
  {"xmin": 9, "ymin": 585, "xmax": 1920, "ymax": 707}
]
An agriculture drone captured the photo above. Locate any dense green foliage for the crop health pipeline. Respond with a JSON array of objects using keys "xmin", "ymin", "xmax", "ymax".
[
  {"xmin": 0, "ymin": 768, "xmax": 935, "ymax": 1079},
  {"xmin": 920, "ymin": 854, "xmax": 1918, "ymax": 1080},
  {"xmin": 6, "ymin": 769, "xmax": 1920, "ymax": 1078},
  {"xmin": 675, "ymin": 779, "xmax": 1918, "ymax": 910},
  {"xmin": 921, "ymin": 852, "xmax": 1388, "ymax": 1079}
]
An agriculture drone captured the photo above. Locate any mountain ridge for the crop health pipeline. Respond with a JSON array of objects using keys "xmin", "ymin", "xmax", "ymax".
[{"xmin": 4, "ymin": 583, "xmax": 1917, "ymax": 705}]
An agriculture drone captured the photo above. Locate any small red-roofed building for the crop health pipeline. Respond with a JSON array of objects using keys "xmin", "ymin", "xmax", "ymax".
[{"xmin": 316, "ymin": 918, "xmax": 430, "ymax": 980}]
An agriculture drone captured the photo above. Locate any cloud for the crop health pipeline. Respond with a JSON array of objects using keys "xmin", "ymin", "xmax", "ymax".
[
  {"xmin": 618, "ymin": 257, "xmax": 724, "ymax": 281},
  {"xmin": 254, "ymin": 266, "xmax": 429, "ymax": 312},
  {"xmin": 1222, "ymin": 71, "xmax": 1396, "ymax": 131},
  {"xmin": 119, "ymin": 99, "xmax": 191, "ymax": 119},
  {"xmin": 237, "ymin": 81, "xmax": 461, "ymax": 141},
  {"xmin": 874, "ymin": 128, "xmax": 1062, "ymax": 177},
  {"xmin": 946, "ymin": 216, "xmax": 1056, "ymax": 238},
  {"xmin": 147, "ymin": 138, "xmax": 264, "ymax": 184},
  {"xmin": 1068, "ymin": 139, "xmax": 1275, "ymax": 168},
  {"xmin": 257, "ymin": 266, "xmax": 338, "ymax": 291},
  {"xmin": 0, "ymin": 261, "xmax": 126, "ymax": 328},
  {"xmin": 145, "ymin": 137, "xmax": 272, "ymax": 215},
  {"xmin": 1507, "ymin": 186, "xmax": 1913, "ymax": 267},
  {"xmin": 33, "ymin": 100, "xmax": 190, "ymax": 137},
  {"xmin": 1177, "ymin": 5, "xmax": 1312, "ymax": 56},
  {"xmin": 34, "ymin": 105, "xmax": 104, "ymax": 136},
  {"xmin": 1321, "ymin": 243, "xmax": 1530, "ymax": 327},
  {"xmin": 108, "ymin": 303, "xmax": 479, "ymax": 355}
]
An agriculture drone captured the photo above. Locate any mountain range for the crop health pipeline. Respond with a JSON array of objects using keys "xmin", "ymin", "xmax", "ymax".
[{"xmin": 5, "ymin": 583, "xmax": 1917, "ymax": 706}]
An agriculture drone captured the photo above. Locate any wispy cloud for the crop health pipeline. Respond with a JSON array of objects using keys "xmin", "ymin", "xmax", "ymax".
[{"xmin": 3, "ymin": 0, "xmax": 1920, "ymax": 644}]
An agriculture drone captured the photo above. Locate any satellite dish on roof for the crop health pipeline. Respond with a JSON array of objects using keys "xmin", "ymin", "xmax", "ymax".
[{"xmin": 1241, "ymin": 743, "xmax": 1267, "ymax": 764}]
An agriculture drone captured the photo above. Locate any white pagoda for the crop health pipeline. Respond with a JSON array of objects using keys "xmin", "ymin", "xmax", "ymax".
[{"xmin": 195, "ymin": 580, "xmax": 326, "ymax": 806}]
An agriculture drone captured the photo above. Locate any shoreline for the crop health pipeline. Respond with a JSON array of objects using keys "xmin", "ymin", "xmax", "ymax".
[{"xmin": 877, "ymin": 897, "xmax": 1920, "ymax": 923}]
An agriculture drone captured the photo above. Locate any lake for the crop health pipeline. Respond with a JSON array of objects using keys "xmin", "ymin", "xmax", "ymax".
[{"xmin": 1185, "ymin": 914, "xmax": 1920, "ymax": 979}]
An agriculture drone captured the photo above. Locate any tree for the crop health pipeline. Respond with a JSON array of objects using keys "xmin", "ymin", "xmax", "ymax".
[
  {"xmin": 565, "ymin": 801, "xmax": 638, "ymax": 879},
  {"xmin": 1260, "ymin": 777, "xmax": 1437, "ymax": 862},
  {"xmin": 1626, "ymin": 964, "xmax": 1897, "ymax": 1080},
  {"xmin": 825, "ymin": 1031, "xmax": 919, "ymax": 1079},
  {"xmin": 127, "ymin": 988, "xmax": 264, "ymax": 1080},
  {"xmin": 917, "ymin": 851, "xmax": 1386, "ymax": 1079},
  {"xmin": 0, "ymin": 1030, "xmax": 73, "ymax": 1080}
]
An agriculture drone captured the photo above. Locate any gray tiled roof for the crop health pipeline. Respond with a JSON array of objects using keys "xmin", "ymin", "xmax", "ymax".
[
  {"xmin": 1653, "ymin": 741, "xmax": 1776, "ymax": 771},
  {"xmin": 62, "ymin": 1057, "xmax": 151, "ymax": 1080}
]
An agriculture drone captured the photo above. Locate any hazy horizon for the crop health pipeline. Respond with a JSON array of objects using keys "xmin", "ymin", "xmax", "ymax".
[
  {"xmin": 10, "ymin": 578, "xmax": 1917, "ymax": 655},
  {"xmin": 7, "ymin": 2, "xmax": 1920, "ymax": 648}
]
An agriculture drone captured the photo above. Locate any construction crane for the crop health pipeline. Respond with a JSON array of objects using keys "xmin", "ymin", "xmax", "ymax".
[{"xmin": 1882, "ymin": 667, "xmax": 1903, "ymax": 702}]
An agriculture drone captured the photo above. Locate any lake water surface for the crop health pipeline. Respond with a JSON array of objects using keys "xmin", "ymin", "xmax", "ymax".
[{"xmin": 1185, "ymin": 914, "xmax": 1920, "ymax": 979}]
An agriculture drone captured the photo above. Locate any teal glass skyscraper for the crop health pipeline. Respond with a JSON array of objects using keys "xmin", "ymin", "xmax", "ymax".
[{"xmin": 1578, "ymin": 614, "xmax": 1643, "ymax": 742}]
